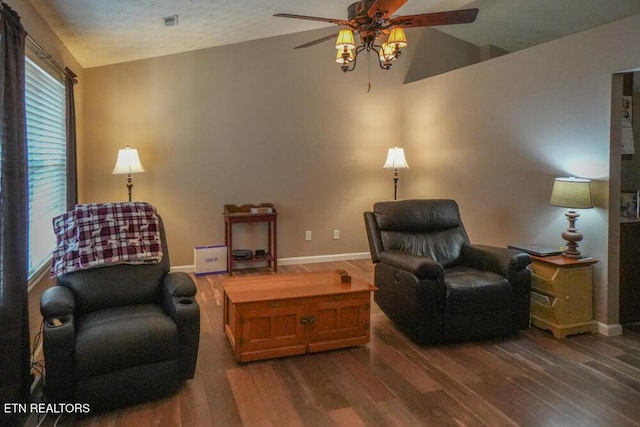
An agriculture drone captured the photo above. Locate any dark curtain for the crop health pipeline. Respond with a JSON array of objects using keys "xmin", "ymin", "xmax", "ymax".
[
  {"xmin": 0, "ymin": 1, "xmax": 30, "ymax": 423},
  {"xmin": 64, "ymin": 66, "xmax": 77, "ymax": 209}
]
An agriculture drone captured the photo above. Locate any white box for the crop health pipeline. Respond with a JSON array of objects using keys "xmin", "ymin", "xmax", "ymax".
[{"xmin": 194, "ymin": 245, "xmax": 227, "ymax": 276}]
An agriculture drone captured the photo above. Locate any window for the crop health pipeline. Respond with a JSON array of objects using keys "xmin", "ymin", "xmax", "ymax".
[{"xmin": 25, "ymin": 56, "xmax": 67, "ymax": 278}]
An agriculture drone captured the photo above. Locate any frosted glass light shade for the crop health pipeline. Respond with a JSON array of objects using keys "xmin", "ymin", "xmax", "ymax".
[
  {"xmin": 383, "ymin": 147, "xmax": 409, "ymax": 169},
  {"xmin": 112, "ymin": 146, "xmax": 146, "ymax": 175},
  {"xmin": 550, "ymin": 177, "xmax": 593, "ymax": 209}
]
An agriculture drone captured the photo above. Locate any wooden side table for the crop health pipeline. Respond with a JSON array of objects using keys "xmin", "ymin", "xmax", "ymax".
[
  {"xmin": 529, "ymin": 254, "xmax": 598, "ymax": 338},
  {"xmin": 223, "ymin": 203, "xmax": 278, "ymax": 275}
]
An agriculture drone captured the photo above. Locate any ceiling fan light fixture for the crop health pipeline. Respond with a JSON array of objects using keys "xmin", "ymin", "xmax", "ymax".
[
  {"xmin": 335, "ymin": 29, "xmax": 356, "ymax": 50},
  {"xmin": 379, "ymin": 42, "xmax": 397, "ymax": 62},
  {"xmin": 387, "ymin": 27, "xmax": 407, "ymax": 49},
  {"xmin": 336, "ymin": 47, "xmax": 355, "ymax": 64},
  {"xmin": 276, "ymin": 5, "xmax": 479, "ymax": 76}
]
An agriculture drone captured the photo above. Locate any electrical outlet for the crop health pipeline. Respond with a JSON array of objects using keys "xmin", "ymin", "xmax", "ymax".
[
  {"xmin": 305, "ymin": 230, "xmax": 312, "ymax": 241},
  {"xmin": 333, "ymin": 229, "xmax": 340, "ymax": 240}
]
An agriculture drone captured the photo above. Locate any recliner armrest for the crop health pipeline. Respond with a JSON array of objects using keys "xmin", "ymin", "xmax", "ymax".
[
  {"xmin": 40, "ymin": 286, "xmax": 75, "ymax": 320},
  {"xmin": 462, "ymin": 244, "xmax": 532, "ymax": 276},
  {"xmin": 162, "ymin": 271, "xmax": 197, "ymax": 298},
  {"xmin": 161, "ymin": 272, "xmax": 200, "ymax": 380},
  {"xmin": 161, "ymin": 272, "xmax": 198, "ymax": 321},
  {"xmin": 40, "ymin": 286, "xmax": 76, "ymax": 403},
  {"xmin": 379, "ymin": 249, "xmax": 444, "ymax": 279}
]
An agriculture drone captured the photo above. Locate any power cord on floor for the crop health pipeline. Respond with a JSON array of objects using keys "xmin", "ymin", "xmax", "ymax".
[
  {"xmin": 30, "ymin": 320, "xmax": 45, "ymax": 380},
  {"xmin": 30, "ymin": 320, "xmax": 73, "ymax": 426}
]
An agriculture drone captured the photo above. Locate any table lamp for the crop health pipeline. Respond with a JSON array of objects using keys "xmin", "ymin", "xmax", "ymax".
[
  {"xmin": 550, "ymin": 176, "xmax": 593, "ymax": 259},
  {"xmin": 383, "ymin": 146, "xmax": 409, "ymax": 200},
  {"xmin": 112, "ymin": 145, "xmax": 145, "ymax": 202}
]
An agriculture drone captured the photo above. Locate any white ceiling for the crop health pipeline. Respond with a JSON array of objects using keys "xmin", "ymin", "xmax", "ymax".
[{"xmin": 26, "ymin": 0, "xmax": 640, "ymax": 69}]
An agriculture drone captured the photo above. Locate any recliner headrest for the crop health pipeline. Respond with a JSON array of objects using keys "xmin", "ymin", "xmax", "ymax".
[{"xmin": 373, "ymin": 199, "xmax": 462, "ymax": 232}]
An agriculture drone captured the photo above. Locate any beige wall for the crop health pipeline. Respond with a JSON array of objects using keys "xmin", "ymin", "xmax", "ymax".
[
  {"xmin": 402, "ymin": 14, "xmax": 640, "ymax": 327},
  {"xmin": 81, "ymin": 27, "xmax": 481, "ymax": 267},
  {"xmin": 77, "ymin": 11, "xmax": 640, "ymax": 329},
  {"xmin": 11, "ymin": 0, "xmax": 640, "ymax": 338}
]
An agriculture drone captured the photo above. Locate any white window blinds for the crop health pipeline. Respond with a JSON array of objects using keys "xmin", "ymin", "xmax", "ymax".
[{"xmin": 25, "ymin": 56, "xmax": 67, "ymax": 278}]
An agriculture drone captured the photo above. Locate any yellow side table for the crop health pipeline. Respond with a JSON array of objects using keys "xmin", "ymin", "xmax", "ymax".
[{"xmin": 529, "ymin": 255, "xmax": 598, "ymax": 338}]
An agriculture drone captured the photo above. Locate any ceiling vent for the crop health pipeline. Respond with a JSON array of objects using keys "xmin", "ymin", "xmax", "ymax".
[{"xmin": 162, "ymin": 15, "xmax": 178, "ymax": 27}]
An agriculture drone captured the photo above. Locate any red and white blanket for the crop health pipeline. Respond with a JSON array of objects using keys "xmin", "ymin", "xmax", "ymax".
[{"xmin": 50, "ymin": 202, "xmax": 163, "ymax": 278}]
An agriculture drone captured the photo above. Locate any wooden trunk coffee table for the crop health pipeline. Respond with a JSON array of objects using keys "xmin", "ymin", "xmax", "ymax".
[{"xmin": 221, "ymin": 271, "xmax": 377, "ymax": 362}]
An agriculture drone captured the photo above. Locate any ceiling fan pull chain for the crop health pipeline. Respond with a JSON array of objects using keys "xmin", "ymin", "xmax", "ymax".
[{"xmin": 367, "ymin": 50, "xmax": 372, "ymax": 93}]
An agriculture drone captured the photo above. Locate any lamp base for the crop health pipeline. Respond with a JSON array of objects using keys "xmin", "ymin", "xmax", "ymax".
[
  {"xmin": 561, "ymin": 249, "xmax": 584, "ymax": 259},
  {"xmin": 126, "ymin": 174, "xmax": 133, "ymax": 202},
  {"xmin": 392, "ymin": 173, "xmax": 399, "ymax": 201},
  {"xmin": 561, "ymin": 209, "xmax": 584, "ymax": 259}
]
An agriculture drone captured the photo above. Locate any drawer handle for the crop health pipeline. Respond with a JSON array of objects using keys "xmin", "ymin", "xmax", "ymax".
[
  {"xmin": 333, "ymin": 295, "xmax": 345, "ymax": 301},
  {"xmin": 300, "ymin": 315, "xmax": 316, "ymax": 325},
  {"xmin": 269, "ymin": 301, "xmax": 280, "ymax": 308}
]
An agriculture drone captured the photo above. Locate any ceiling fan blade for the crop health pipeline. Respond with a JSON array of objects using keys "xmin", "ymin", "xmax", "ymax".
[
  {"xmin": 388, "ymin": 8, "xmax": 479, "ymax": 28},
  {"xmin": 368, "ymin": 0, "xmax": 408, "ymax": 19},
  {"xmin": 294, "ymin": 33, "xmax": 339, "ymax": 49},
  {"xmin": 274, "ymin": 13, "xmax": 350, "ymax": 26}
]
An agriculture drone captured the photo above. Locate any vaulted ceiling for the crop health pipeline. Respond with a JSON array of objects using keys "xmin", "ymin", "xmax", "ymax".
[{"xmin": 27, "ymin": 0, "xmax": 640, "ymax": 69}]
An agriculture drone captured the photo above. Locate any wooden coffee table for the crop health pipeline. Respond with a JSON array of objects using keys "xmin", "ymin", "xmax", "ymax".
[{"xmin": 221, "ymin": 271, "xmax": 377, "ymax": 362}]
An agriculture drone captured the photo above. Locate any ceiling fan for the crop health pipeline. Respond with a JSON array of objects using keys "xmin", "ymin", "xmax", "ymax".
[{"xmin": 275, "ymin": 0, "xmax": 479, "ymax": 73}]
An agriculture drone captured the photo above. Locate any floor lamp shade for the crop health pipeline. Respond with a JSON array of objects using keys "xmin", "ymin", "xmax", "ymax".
[
  {"xmin": 383, "ymin": 147, "xmax": 409, "ymax": 201},
  {"xmin": 112, "ymin": 146, "xmax": 145, "ymax": 201},
  {"xmin": 550, "ymin": 177, "xmax": 593, "ymax": 259},
  {"xmin": 383, "ymin": 147, "xmax": 409, "ymax": 169},
  {"xmin": 112, "ymin": 146, "xmax": 145, "ymax": 175}
]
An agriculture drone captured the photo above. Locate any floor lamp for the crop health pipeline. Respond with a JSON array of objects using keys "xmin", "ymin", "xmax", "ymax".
[
  {"xmin": 112, "ymin": 145, "xmax": 146, "ymax": 202},
  {"xmin": 549, "ymin": 176, "xmax": 593, "ymax": 259},
  {"xmin": 383, "ymin": 147, "xmax": 409, "ymax": 200}
]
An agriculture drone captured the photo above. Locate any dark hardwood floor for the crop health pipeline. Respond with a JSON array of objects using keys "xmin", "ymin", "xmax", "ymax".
[{"xmin": 30, "ymin": 260, "xmax": 640, "ymax": 426}]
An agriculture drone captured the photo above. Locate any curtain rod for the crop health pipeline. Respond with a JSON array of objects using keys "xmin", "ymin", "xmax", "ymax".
[
  {"xmin": 25, "ymin": 34, "xmax": 77, "ymax": 82},
  {"xmin": 0, "ymin": 3, "xmax": 77, "ymax": 82}
]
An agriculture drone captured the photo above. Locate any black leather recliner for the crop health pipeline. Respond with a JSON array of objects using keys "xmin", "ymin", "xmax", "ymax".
[
  {"xmin": 364, "ymin": 199, "xmax": 531, "ymax": 345},
  {"xmin": 40, "ymin": 216, "xmax": 200, "ymax": 412}
]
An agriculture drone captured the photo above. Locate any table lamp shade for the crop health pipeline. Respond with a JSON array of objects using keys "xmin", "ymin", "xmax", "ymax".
[
  {"xmin": 550, "ymin": 177, "xmax": 593, "ymax": 209},
  {"xmin": 550, "ymin": 176, "xmax": 592, "ymax": 259},
  {"xmin": 112, "ymin": 146, "xmax": 145, "ymax": 175}
]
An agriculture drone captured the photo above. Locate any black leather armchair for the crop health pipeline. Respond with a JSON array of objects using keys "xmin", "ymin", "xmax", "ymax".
[
  {"xmin": 364, "ymin": 199, "xmax": 531, "ymax": 345},
  {"xmin": 40, "ymin": 216, "xmax": 200, "ymax": 412}
]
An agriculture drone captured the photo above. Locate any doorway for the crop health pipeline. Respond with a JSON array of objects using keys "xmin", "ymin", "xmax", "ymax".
[{"xmin": 617, "ymin": 71, "xmax": 640, "ymax": 330}]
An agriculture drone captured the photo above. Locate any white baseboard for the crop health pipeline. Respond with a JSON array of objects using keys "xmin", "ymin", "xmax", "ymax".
[
  {"xmin": 279, "ymin": 252, "xmax": 370, "ymax": 265},
  {"xmin": 596, "ymin": 321, "xmax": 623, "ymax": 336},
  {"xmin": 171, "ymin": 252, "xmax": 371, "ymax": 273},
  {"xmin": 171, "ymin": 265, "xmax": 195, "ymax": 273}
]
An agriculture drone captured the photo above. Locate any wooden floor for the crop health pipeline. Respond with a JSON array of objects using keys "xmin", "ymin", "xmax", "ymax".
[{"xmin": 30, "ymin": 260, "xmax": 640, "ymax": 427}]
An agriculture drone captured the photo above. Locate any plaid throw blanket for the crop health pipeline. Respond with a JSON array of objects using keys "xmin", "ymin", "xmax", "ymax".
[{"xmin": 50, "ymin": 202, "xmax": 163, "ymax": 278}]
